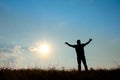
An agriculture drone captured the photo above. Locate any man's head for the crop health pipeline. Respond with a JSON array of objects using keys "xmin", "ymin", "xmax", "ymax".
[{"xmin": 77, "ymin": 40, "xmax": 81, "ymax": 44}]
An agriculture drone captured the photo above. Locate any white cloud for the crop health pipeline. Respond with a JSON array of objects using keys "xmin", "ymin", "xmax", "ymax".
[
  {"xmin": 12, "ymin": 45, "xmax": 21, "ymax": 54},
  {"xmin": 0, "ymin": 45, "xmax": 27, "ymax": 69},
  {"xmin": 0, "ymin": 44, "xmax": 47, "ymax": 69}
]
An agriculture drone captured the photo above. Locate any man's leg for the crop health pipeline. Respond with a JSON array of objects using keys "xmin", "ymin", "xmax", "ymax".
[
  {"xmin": 82, "ymin": 56, "xmax": 88, "ymax": 71},
  {"xmin": 77, "ymin": 57, "xmax": 81, "ymax": 72}
]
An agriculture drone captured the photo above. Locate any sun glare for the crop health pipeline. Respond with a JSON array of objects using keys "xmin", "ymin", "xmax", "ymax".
[
  {"xmin": 39, "ymin": 44, "xmax": 49, "ymax": 53},
  {"xmin": 30, "ymin": 41, "xmax": 52, "ymax": 58},
  {"xmin": 36, "ymin": 42, "xmax": 52, "ymax": 58}
]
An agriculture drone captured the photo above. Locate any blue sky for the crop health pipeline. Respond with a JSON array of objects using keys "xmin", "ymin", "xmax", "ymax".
[{"xmin": 0, "ymin": 0, "xmax": 120, "ymax": 69}]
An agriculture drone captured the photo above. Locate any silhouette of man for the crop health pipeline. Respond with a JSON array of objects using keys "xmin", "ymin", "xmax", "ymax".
[{"xmin": 65, "ymin": 39, "xmax": 92, "ymax": 72}]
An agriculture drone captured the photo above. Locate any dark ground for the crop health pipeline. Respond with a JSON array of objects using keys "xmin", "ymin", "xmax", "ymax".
[{"xmin": 0, "ymin": 68, "xmax": 120, "ymax": 80}]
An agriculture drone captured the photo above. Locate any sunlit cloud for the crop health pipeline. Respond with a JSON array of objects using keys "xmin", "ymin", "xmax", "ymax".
[
  {"xmin": 0, "ymin": 42, "xmax": 54, "ymax": 69},
  {"xmin": 28, "ymin": 41, "xmax": 53, "ymax": 59},
  {"xmin": 0, "ymin": 45, "xmax": 27, "ymax": 68}
]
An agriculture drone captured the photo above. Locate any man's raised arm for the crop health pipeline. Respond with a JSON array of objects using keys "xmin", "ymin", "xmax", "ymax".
[
  {"xmin": 84, "ymin": 38, "xmax": 92, "ymax": 46},
  {"xmin": 65, "ymin": 42, "xmax": 75, "ymax": 48}
]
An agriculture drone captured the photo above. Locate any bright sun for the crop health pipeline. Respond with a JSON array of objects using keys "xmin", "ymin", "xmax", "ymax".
[
  {"xmin": 30, "ymin": 42, "xmax": 52, "ymax": 58},
  {"xmin": 39, "ymin": 44, "xmax": 49, "ymax": 54},
  {"xmin": 36, "ymin": 43, "xmax": 52, "ymax": 58}
]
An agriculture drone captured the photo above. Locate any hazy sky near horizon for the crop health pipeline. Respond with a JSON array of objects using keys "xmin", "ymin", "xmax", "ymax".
[{"xmin": 0, "ymin": 0, "xmax": 120, "ymax": 69}]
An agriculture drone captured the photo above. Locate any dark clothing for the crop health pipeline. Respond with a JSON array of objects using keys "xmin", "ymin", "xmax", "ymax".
[
  {"xmin": 66, "ymin": 39, "xmax": 92, "ymax": 71},
  {"xmin": 73, "ymin": 44, "xmax": 85, "ymax": 57},
  {"xmin": 69, "ymin": 44, "xmax": 88, "ymax": 71}
]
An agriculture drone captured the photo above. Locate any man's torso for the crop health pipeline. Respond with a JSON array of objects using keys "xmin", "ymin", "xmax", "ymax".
[{"xmin": 74, "ymin": 44, "xmax": 85, "ymax": 57}]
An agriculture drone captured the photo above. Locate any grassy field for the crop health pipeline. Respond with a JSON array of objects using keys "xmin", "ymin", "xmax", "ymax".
[{"xmin": 0, "ymin": 68, "xmax": 120, "ymax": 80}]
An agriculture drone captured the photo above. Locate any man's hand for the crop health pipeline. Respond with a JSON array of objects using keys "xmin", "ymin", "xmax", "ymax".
[
  {"xmin": 65, "ymin": 42, "xmax": 68, "ymax": 44},
  {"xmin": 65, "ymin": 42, "xmax": 75, "ymax": 47},
  {"xmin": 89, "ymin": 38, "xmax": 92, "ymax": 41}
]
